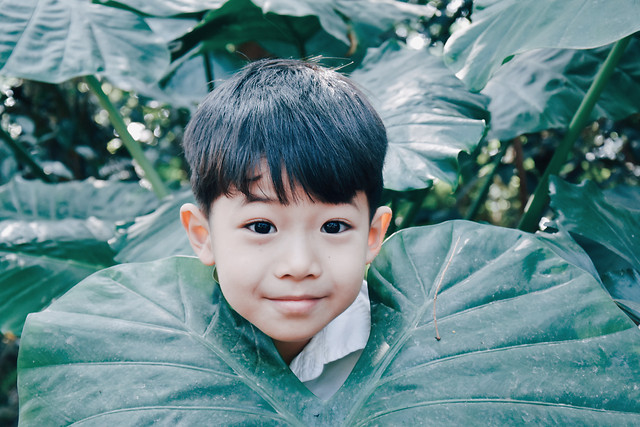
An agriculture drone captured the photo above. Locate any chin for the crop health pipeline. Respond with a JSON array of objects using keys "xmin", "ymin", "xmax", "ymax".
[{"xmin": 267, "ymin": 326, "xmax": 321, "ymax": 345}]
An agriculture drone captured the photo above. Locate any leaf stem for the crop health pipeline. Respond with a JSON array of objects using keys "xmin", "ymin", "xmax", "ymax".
[
  {"xmin": 465, "ymin": 140, "xmax": 510, "ymax": 220},
  {"xmin": 512, "ymin": 137, "xmax": 529, "ymax": 213},
  {"xmin": 203, "ymin": 52, "xmax": 215, "ymax": 92},
  {"xmin": 518, "ymin": 35, "xmax": 632, "ymax": 232},
  {"xmin": 398, "ymin": 188, "xmax": 429, "ymax": 230},
  {"xmin": 0, "ymin": 127, "xmax": 53, "ymax": 182},
  {"xmin": 85, "ymin": 75, "xmax": 169, "ymax": 199}
]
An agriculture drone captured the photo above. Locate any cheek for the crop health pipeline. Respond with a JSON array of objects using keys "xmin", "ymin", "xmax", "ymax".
[
  {"xmin": 326, "ymin": 243, "xmax": 368, "ymax": 286},
  {"xmin": 216, "ymin": 272, "xmax": 257, "ymax": 321},
  {"xmin": 328, "ymin": 234, "xmax": 369, "ymax": 266}
]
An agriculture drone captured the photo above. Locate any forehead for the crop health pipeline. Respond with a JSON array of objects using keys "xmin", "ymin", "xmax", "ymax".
[
  {"xmin": 240, "ymin": 173, "xmax": 357, "ymax": 207},
  {"xmin": 211, "ymin": 174, "xmax": 367, "ymax": 214}
]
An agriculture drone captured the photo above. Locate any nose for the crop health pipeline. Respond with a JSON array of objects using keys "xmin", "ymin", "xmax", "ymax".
[{"xmin": 274, "ymin": 233, "xmax": 321, "ymax": 280}]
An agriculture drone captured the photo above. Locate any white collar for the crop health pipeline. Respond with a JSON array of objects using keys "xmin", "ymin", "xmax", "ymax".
[{"xmin": 289, "ymin": 280, "xmax": 370, "ymax": 382}]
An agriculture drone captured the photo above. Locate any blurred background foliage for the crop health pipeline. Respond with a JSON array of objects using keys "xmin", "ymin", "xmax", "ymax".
[
  {"xmin": 1, "ymin": 0, "xmax": 639, "ymax": 424},
  {"xmin": 1, "ymin": 0, "xmax": 637, "ymax": 229}
]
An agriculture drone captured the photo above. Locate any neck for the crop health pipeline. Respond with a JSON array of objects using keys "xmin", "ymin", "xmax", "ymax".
[{"xmin": 273, "ymin": 338, "xmax": 311, "ymax": 364}]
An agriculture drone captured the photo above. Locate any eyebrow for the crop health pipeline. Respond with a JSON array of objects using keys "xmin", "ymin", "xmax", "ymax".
[
  {"xmin": 241, "ymin": 192, "xmax": 361, "ymax": 209},
  {"xmin": 242, "ymin": 193, "xmax": 279, "ymax": 204}
]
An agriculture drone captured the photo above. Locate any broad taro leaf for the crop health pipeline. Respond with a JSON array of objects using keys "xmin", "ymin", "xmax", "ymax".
[
  {"xmin": 110, "ymin": 0, "xmax": 429, "ymax": 53},
  {"xmin": 96, "ymin": 0, "xmax": 227, "ymax": 16},
  {"xmin": 130, "ymin": 17, "xmax": 244, "ymax": 108},
  {"xmin": 103, "ymin": 0, "xmax": 432, "ymax": 103},
  {"xmin": 112, "ymin": 190, "xmax": 195, "ymax": 263},
  {"xmin": 601, "ymin": 269, "xmax": 640, "ymax": 324},
  {"xmin": 549, "ymin": 177, "xmax": 640, "ymax": 272},
  {"xmin": 443, "ymin": 0, "xmax": 640, "ymax": 91},
  {"xmin": 18, "ymin": 221, "xmax": 640, "ymax": 424},
  {"xmin": 0, "ymin": 178, "xmax": 158, "ymax": 335},
  {"xmin": 549, "ymin": 177, "xmax": 640, "ymax": 323},
  {"xmin": 351, "ymin": 41, "xmax": 489, "ymax": 191},
  {"xmin": 533, "ymin": 224, "xmax": 600, "ymax": 282},
  {"xmin": 483, "ymin": 37, "xmax": 640, "ymax": 140},
  {"xmin": 0, "ymin": 0, "xmax": 170, "ymax": 87}
]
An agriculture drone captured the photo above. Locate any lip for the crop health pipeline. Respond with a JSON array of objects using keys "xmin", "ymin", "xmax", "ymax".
[{"xmin": 267, "ymin": 296, "xmax": 324, "ymax": 315}]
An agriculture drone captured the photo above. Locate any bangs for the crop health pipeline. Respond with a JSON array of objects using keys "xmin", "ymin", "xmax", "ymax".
[
  {"xmin": 219, "ymin": 82, "xmax": 384, "ymax": 209},
  {"xmin": 184, "ymin": 59, "xmax": 387, "ymax": 218}
]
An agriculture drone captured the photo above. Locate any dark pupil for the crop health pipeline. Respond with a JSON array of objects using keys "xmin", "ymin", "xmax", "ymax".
[
  {"xmin": 324, "ymin": 221, "xmax": 340, "ymax": 233},
  {"xmin": 254, "ymin": 222, "xmax": 271, "ymax": 234}
]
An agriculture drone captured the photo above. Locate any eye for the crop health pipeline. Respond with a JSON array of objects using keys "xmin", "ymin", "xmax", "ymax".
[
  {"xmin": 246, "ymin": 221, "xmax": 276, "ymax": 234},
  {"xmin": 322, "ymin": 220, "xmax": 350, "ymax": 234}
]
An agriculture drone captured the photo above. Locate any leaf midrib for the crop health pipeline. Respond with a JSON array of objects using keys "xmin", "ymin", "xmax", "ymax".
[
  {"xmin": 358, "ymin": 397, "xmax": 640, "ymax": 425},
  {"xmin": 343, "ymin": 228, "xmax": 460, "ymax": 424},
  {"xmin": 69, "ymin": 404, "xmax": 287, "ymax": 426}
]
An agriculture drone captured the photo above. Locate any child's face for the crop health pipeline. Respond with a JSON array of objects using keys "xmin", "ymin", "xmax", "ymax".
[{"xmin": 181, "ymin": 173, "xmax": 391, "ymax": 362}]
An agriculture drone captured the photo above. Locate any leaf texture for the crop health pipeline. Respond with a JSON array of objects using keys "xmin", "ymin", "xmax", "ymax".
[
  {"xmin": 18, "ymin": 221, "xmax": 640, "ymax": 425},
  {"xmin": 444, "ymin": 0, "xmax": 640, "ymax": 91}
]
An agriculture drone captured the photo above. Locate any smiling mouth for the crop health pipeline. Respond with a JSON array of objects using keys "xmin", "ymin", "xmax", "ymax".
[{"xmin": 268, "ymin": 297, "xmax": 324, "ymax": 315}]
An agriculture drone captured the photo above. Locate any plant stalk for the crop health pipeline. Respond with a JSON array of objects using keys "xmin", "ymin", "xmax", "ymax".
[
  {"xmin": 203, "ymin": 52, "xmax": 215, "ymax": 92},
  {"xmin": 518, "ymin": 35, "xmax": 632, "ymax": 232},
  {"xmin": 85, "ymin": 75, "xmax": 169, "ymax": 199},
  {"xmin": 0, "ymin": 127, "xmax": 53, "ymax": 182},
  {"xmin": 512, "ymin": 137, "xmax": 529, "ymax": 212},
  {"xmin": 465, "ymin": 140, "xmax": 510, "ymax": 221},
  {"xmin": 398, "ymin": 188, "xmax": 429, "ymax": 230}
]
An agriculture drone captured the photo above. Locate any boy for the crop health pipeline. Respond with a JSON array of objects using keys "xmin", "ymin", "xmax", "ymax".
[{"xmin": 179, "ymin": 58, "xmax": 392, "ymax": 399}]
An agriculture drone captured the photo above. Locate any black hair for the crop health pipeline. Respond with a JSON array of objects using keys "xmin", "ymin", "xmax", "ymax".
[{"xmin": 182, "ymin": 58, "xmax": 387, "ymax": 219}]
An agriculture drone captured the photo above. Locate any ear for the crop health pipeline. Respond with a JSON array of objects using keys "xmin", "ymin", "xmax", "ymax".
[
  {"xmin": 365, "ymin": 206, "xmax": 392, "ymax": 264},
  {"xmin": 180, "ymin": 203, "xmax": 215, "ymax": 265}
]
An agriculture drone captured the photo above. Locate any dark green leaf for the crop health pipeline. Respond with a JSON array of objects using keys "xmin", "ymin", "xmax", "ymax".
[
  {"xmin": 137, "ymin": 18, "xmax": 243, "ymax": 107},
  {"xmin": 111, "ymin": 0, "xmax": 429, "ymax": 50},
  {"xmin": 0, "ymin": 179, "xmax": 159, "ymax": 335},
  {"xmin": 351, "ymin": 41, "xmax": 489, "ymax": 191},
  {"xmin": 533, "ymin": 225, "xmax": 600, "ymax": 281},
  {"xmin": 107, "ymin": 0, "xmax": 432, "ymax": 102},
  {"xmin": 549, "ymin": 177, "xmax": 640, "ymax": 324},
  {"xmin": 96, "ymin": 0, "xmax": 227, "ymax": 17},
  {"xmin": 601, "ymin": 269, "xmax": 640, "ymax": 323},
  {"xmin": 483, "ymin": 39, "xmax": 640, "ymax": 140},
  {"xmin": 550, "ymin": 177, "xmax": 640, "ymax": 271},
  {"xmin": 444, "ymin": 0, "xmax": 640, "ymax": 91},
  {"xmin": 112, "ymin": 190, "xmax": 195, "ymax": 263},
  {"xmin": 0, "ymin": 218, "xmax": 116, "ymax": 335},
  {"xmin": 0, "ymin": 0, "xmax": 170, "ymax": 86},
  {"xmin": 18, "ymin": 221, "xmax": 640, "ymax": 424},
  {"xmin": 0, "ymin": 178, "xmax": 158, "ymax": 221}
]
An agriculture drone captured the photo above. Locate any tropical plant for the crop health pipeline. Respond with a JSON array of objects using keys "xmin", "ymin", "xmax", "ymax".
[
  {"xmin": 1, "ymin": 0, "xmax": 640, "ymax": 424},
  {"xmin": 18, "ymin": 223, "xmax": 640, "ymax": 425}
]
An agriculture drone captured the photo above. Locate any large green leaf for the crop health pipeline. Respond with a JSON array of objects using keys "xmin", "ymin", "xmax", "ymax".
[
  {"xmin": 443, "ymin": 0, "xmax": 640, "ymax": 91},
  {"xmin": 110, "ymin": 0, "xmax": 429, "ymax": 51},
  {"xmin": 0, "ymin": 178, "xmax": 158, "ymax": 222},
  {"xmin": 105, "ymin": 0, "xmax": 432, "ymax": 103},
  {"xmin": 351, "ymin": 42, "xmax": 489, "ymax": 191},
  {"xmin": 483, "ymin": 38, "xmax": 640, "ymax": 140},
  {"xmin": 601, "ymin": 269, "xmax": 640, "ymax": 324},
  {"xmin": 18, "ymin": 221, "xmax": 640, "ymax": 424},
  {"xmin": 98, "ymin": 0, "xmax": 226, "ymax": 16},
  {"xmin": 549, "ymin": 177, "xmax": 640, "ymax": 322},
  {"xmin": 111, "ymin": 190, "xmax": 195, "ymax": 263},
  {"xmin": 0, "ymin": 0, "xmax": 170, "ymax": 86},
  {"xmin": 550, "ymin": 177, "xmax": 640, "ymax": 271},
  {"xmin": 136, "ymin": 17, "xmax": 243, "ymax": 107},
  {"xmin": 0, "ymin": 218, "xmax": 115, "ymax": 336},
  {"xmin": 0, "ymin": 178, "xmax": 158, "ymax": 335}
]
